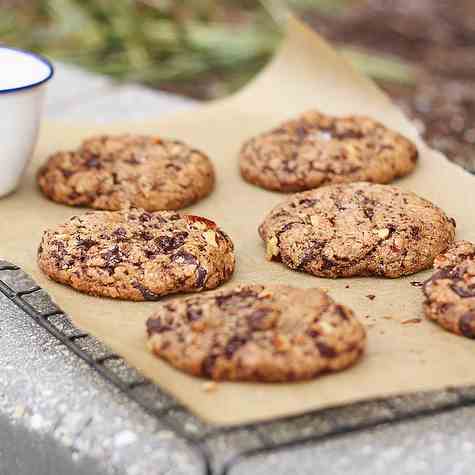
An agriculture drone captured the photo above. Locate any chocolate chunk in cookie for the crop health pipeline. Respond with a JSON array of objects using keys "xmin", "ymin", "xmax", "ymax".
[
  {"xmin": 259, "ymin": 182, "xmax": 455, "ymax": 278},
  {"xmin": 38, "ymin": 208, "xmax": 235, "ymax": 300},
  {"xmin": 423, "ymin": 241, "xmax": 475, "ymax": 338},
  {"xmin": 146, "ymin": 284, "xmax": 366, "ymax": 382},
  {"xmin": 240, "ymin": 111, "xmax": 418, "ymax": 192},
  {"xmin": 38, "ymin": 134, "xmax": 215, "ymax": 211}
]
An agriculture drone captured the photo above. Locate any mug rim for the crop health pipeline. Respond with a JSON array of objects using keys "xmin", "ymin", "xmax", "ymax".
[{"xmin": 0, "ymin": 46, "xmax": 54, "ymax": 95}]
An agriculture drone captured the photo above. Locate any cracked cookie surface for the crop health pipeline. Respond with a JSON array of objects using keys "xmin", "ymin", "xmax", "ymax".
[
  {"xmin": 259, "ymin": 182, "xmax": 455, "ymax": 278},
  {"xmin": 423, "ymin": 240, "xmax": 475, "ymax": 338},
  {"xmin": 240, "ymin": 111, "xmax": 418, "ymax": 192},
  {"xmin": 38, "ymin": 134, "xmax": 215, "ymax": 211},
  {"xmin": 38, "ymin": 208, "xmax": 235, "ymax": 300},
  {"xmin": 146, "ymin": 284, "xmax": 366, "ymax": 382}
]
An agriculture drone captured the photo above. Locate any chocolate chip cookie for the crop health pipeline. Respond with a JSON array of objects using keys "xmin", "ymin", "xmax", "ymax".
[
  {"xmin": 38, "ymin": 209, "xmax": 235, "ymax": 300},
  {"xmin": 240, "ymin": 111, "xmax": 418, "ymax": 192},
  {"xmin": 423, "ymin": 241, "xmax": 475, "ymax": 338},
  {"xmin": 259, "ymin": 182, "xmax": 455, "ymax": 278},
  {"xmin": 146, "ymin": 284, "xmax": 366, "ymax": 382},
  {"xmin": 37, "ymin": 134, "xmax": 215, "ymax": 211}
]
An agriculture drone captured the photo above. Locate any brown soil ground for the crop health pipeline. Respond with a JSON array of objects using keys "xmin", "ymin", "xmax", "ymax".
[{"xmin": 305, "ymin": 0, "xmax": 475, "ymax": 172}]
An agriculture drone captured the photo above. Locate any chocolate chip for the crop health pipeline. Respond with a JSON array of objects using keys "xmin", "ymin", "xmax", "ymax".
[
  {"xmin": 459, "ymin": 312, "xmax": 475, "ymax": 338},
  {"xmin": 124, "ymin": 157, "xmax": 141, "ymax": 165},
  {"xmin": 85, "ymin": 157, "xmax": 101, "ymax": 168},
  {"xmin": 156, "ymin": 232, "xmax": 187, "ymax": 253},
  {"xmin": 146, "ymin": 317, "xmax": 172, "ymax": 335},
  {"xmin": 50, "ymin": 240, "xmax": 66, "ymax": 260},
  {"xmin": 247, "ymin": 308, "xmax": 272, "ymax": 330},
  {"xmin": 195, "ymin": 266, "xmax": 208, "ymax": 288},
  {"xmin": 333, "ymin": 128, "xmax": 364, "ymax": 140},
  {"xmin": 186, "ymin": 308, "xmax": 202, "ymax": 322},
  {"xmin": 215, "ymin": 289, "xmax": 258, "ymax": 307},
  {"xmin": 102, "ymin": 245, "xmax": 122, "ymax": 274},
  {"xmin": 77, "ymin": 238, "xmax": 97, "ymax": 250},
  {"xmin": 224, "ymin": 336, "xmax": 246, "ymax": 359},
  {"xmin": 280, "ymin": 222, "xmax": 296, "ymax": 234},
  {"xmin": 298, "ymin": 240, "xmax": 325, "ymax": 269},
  {"xmin": 295, "ymin": 126, "xmax": 308, "ymax": 140},
  {"xmin": 410, "ymin": 225, "xmax": 421, "ymax": 240},
  {"xmin": 410, "ymin": 148, "xmax": 418, "ymax": 163},
  {"xmin": 67, "ymin": 191, "xmax": 81, "ymax": 200},
  {"xmin": 307, "ymin": 329, "xmax": 320, "ymax": 338},
  {"xmin": 201, "ymin": 354, "xmax": 217, "ymax": 377},
  {"xmin": 335, "ymin": 304, "xmax": 349, "ymax": 320},
  {"xmin": 316, "ymin": 341, "xmax": 337, "ymax": 358},
  {"xmin": 422, "ymin": 268, "xmax": 451, "ymax": 295},
  {"xmin": 387, "ymin": 223, "xmax": 398, "ymax": 234},
  {"xmin": 139, "ymin": 212, "xmax": 152, "ymax": 222},
  {"xmin": 112, "ymin": 227, "xmax": 127, "ymax": 240},
  {"xmin": 451, "ymin": 283, "xmax": 475, "ymax": 298},
  {"xmin": 166, "ymin": 163, "xmax": 181, "ymax": 172},
  {"xmin": 111, "ymin": 172, "xmax": 120, "ymax": 185},
  {"xmin": 363, "ymin": 207, "xmax": 374, "ymax": 220},
  {"xmin": 140, "ymin": 231, "xmax": 153, "ymax": 241},
  {"xmin": 144, "ymin": 249, "xmax": 158, "ymax": 259},
  {"xmin": 172, "ymin": 250, "xmax": 198, "ymax": 265},
  {"xmin": 297, "ymin": 198, "xmax": 318, "ymax": 207},
  {"xmin": 133, "ymin": 281, "xmax": 159, "ymax": 301},
  {"xmin": 321, "ymin": 256, "xmax": 336, "ymax": 270}
]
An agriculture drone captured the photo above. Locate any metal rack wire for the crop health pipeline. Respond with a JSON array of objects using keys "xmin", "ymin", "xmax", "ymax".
[{"xmin": 1, "ymin": 261, "xmax": 475, "ymax": 475}]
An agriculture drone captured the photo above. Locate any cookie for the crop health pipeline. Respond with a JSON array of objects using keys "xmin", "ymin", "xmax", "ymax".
[
  {"xmin": 37, "ymin": 134, "xmax": 215, "ymax": 211},
  {"xmin": 38, "ymin": 208, "xmax": 235, "ymax": 301},
  {"xmin": 423, "ymin": 240, "xmax": 475, "ymax": 338},
  {"xmin": 240, "ymin": 111, "xmax": 418, "ymax": 192},
  {"xmin": 146, "ymin": 284, "xmax": 366, "ymax": 382},
  {"xmin": 259, "ymin": 182, "xmax": 456, "ymax": 278}
]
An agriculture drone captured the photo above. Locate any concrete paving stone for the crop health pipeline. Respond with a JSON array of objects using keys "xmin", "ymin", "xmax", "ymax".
[
  {"xmin": 44, "ymin": 62, "xmax": 113, "ymax": 114},
  {"xmin": 46, "ymin": 82, "xmax": 197, "ymax": 124}
]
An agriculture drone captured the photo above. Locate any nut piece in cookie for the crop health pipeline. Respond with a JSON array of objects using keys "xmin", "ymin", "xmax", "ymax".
[
  {"xmin": 259, "ymin": 182, "xmax": 456, "ymax": 278},
  {"xmin": 37, "ymin": 134, "xmax": 215, "ymax": 211},
  {"xmin": 423, "ymin": 240, "xmax": 475, "ymax": 338},
  {"xmin": 37, "ymin": 208, "xmax": 235, "ymax": 301},
  {"xmin": 240, "ymin": 110, "xmax": 418, "ymax": 192},
  {"xmin": 146, "ymin": 284, "xmax": 366, "ymax": 382}
]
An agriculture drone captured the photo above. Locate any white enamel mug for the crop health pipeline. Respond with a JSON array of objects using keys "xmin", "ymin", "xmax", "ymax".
[{"xmin": 0, "ymin": 46, "xmax": 54, "ymax": 197}]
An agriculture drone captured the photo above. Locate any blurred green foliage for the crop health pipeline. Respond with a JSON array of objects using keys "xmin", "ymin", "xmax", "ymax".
[{"xmin": 0, "ymin": 0, "xmax": 413, "ymax": 98}]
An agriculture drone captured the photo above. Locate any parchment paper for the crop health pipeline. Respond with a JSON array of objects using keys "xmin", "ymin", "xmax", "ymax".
[{"xmin": 1, "ymin": 17, "xmax": 474, "ymax": 426}]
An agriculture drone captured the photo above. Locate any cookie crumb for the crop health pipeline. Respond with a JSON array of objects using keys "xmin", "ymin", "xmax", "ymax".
[
  {"xmin": 366, "ymin": 294, "xmax": 376, "ymax": 301},
  {"xmin": 202, "ymin": 382, "xmax": 218, "ymax": 393},
  {"xmin": 410, "ymin": 281, "xmax": 423, "ymax": 288},
  {"xmin": 401, "ymin": 318, "xmax": 423, "ymax": 325},
  {"xmin": 345, "ymin": 284, "xmax": 350, "ymax": 289}
]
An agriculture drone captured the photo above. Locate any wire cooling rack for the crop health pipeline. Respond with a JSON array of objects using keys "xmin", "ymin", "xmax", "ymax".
[{"xmin": 1, "ymin": 261, "xmax": 475, "ymax": 475}]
